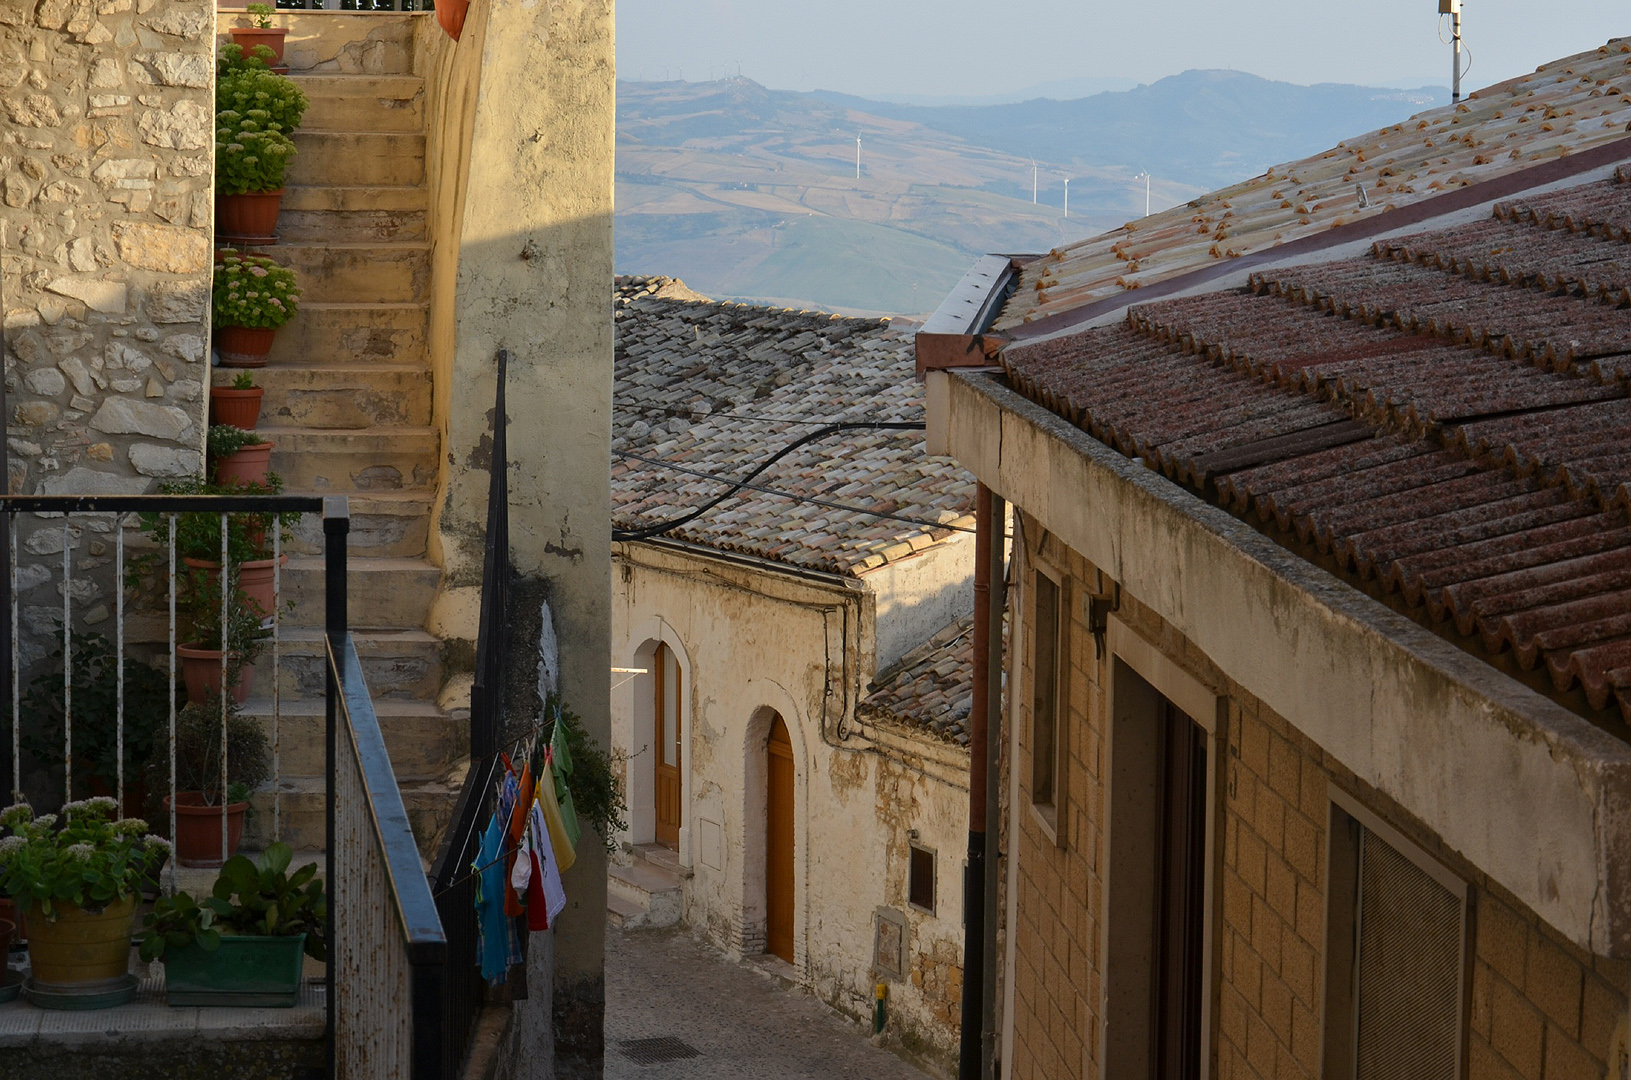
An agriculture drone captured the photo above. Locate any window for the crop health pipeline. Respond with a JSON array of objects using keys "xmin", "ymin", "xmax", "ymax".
[
  {"xmin": 1031, "ymin": 570, "xmax": 1064, "ymax": 825},
  {"xmin": 908, "ymin": 843, "xmax": 935, "ymax": 914},
  {"xmin": 1324, "ymin": 793, "xmax": 1468, "ymax": 1080}
]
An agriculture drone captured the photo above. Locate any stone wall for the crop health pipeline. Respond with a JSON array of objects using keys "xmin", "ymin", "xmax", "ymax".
[
  {"xmin": 1003, "ymin": 516, "xmax": 1631, "ymax": 1080},
  {"xmin": 1, "ymin": 0, "xmax": 213, "ymax": 498}
]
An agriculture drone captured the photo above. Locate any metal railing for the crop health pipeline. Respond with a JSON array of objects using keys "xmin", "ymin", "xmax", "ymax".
[
  {"xmin": 429, "ymin": 349, "xmax": 511, "ymax": 1077},
  {"xmin": 0, "ymin": 493, "xmax": 448, "ymax": 1076}
]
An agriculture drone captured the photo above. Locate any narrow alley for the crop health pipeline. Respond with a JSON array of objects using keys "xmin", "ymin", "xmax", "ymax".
[{"xmin": 605, "ymin": 927, "xmax": 934, "ymax": 1079}]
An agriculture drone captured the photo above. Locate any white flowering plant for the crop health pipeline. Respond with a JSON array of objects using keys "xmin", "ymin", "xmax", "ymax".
[
  {"xmin": 213, "ymin": 254, "xmax": 300, "ymax": 330},
  {"xmin": 0, "ymin": 799, "xmax": 171, "ymax": 919},
  {"xmin": 216, "ymin": 107, "xmax": 297, "ymax": 195}
]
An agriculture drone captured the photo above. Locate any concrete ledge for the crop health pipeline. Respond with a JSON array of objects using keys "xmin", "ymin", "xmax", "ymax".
[{"xmin": 938, "ymin": 369, "xmax": 1631, "ymax": 956}]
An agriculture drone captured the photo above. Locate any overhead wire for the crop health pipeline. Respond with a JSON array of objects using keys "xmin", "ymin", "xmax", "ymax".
[{"xmin": 611, "ymin": 419, "xmax": 971, "ymax": 541}]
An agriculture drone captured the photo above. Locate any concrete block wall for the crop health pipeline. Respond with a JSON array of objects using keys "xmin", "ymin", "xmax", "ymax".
[{"xmin": 1004, "ymin": 513, "xmax": 1631, "ymax": 1080}]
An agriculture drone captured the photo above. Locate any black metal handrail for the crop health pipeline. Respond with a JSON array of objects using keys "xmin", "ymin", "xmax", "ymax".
[
  {"xmin": 328, "ymin": 630, "xmax": 448, "ymax": 1077},
  {"xmin": 430, "ymin": 349, "xmax": 510, "ymax": 1076}
]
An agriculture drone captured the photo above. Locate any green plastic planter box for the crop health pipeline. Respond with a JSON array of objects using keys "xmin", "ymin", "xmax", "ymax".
[{"xmin": 163, "ymin": 933, "xmax": 307, "ymax": 1007}]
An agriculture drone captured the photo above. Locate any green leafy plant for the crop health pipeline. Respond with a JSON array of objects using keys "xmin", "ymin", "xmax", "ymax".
[
  {"xmin": 246, "ymin": 2, "xmax": 274, "ymax": 29},
  {"xmin": 217, "ymin": 43, "xmax": 278, "ymax": 76},
  {"xmin": 138, "ymin": 842, "xmax": 327, "ymax": 963},
  {"xmin": 548, "ymin": 693, "xmax": 627, "ymax": 853},
  {"xmin": 216, "ymin": 109, "xmax": 297, "ymax": 195},
  {"xmin": 213, "ymin": 254, "xmax": 300, "ymax": 329},
  {"xmin": 19, "ymin": 631, "xmax": 173, "ymax": 795},
  {"xmin": 136, "ymin": 476, "xmax": 292, "ymax": 567},
  {"xmin": 0, "ymin": 798, "xmax": 171, "ymax": 918},
  {"xmin": 216, "ymin": 56, "xmax": 307, "ymax": 131},
  {"xmin": 167, "ymin": 698, "xmax": 271, "ymax": 807},
  {"xmin": 206, "ymin": 424, "xmax": 267, "ymax": 462},
  {"xmin": 230, "ymin": 371, "xmax": 257, "ymax": 391}
]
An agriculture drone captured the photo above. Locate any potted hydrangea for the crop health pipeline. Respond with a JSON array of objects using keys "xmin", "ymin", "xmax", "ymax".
[
  {"xmin": 0, "ymin": 799, "xmax": 171, "ymax": 1008},
  {"xmin": 213, "ymin": 254, "xmax": 300, "ymax": 367},
  {"xmin": 215, "ymin": 45, "xmax": 308, "ymax": 240}
]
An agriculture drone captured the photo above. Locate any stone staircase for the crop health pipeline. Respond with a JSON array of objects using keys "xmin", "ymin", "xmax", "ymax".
[
  {"xmin": 224, "ymin": 61, "xmax": 464, "ymax": 855},
  {"xmin": 607, "ymin": 844, "xmax": 686, "ymax": 930}
]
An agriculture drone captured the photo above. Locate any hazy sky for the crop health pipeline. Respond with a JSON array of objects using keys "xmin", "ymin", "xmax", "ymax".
[{"xmin": 616, "ymin": 2, "xmax": 1629, "ymax": 98}]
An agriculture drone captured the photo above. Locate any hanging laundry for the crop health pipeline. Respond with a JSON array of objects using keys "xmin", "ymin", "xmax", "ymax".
[
  {"xmin": 550, "ymin": 718, "xmax": 582, "ymax": 849},
  {"xmin": 537, "ymin": 752, "xmax": 576, "ymax": 874},
  {"xmin": 530, "ymin": 787, "xmax": 568, "ymax": 929},
  {"xmin": 476, "ymin": 814, "xmax": 515, "ymax": 982},
  {"xmin": 504, "ymin": 761, "xmax": 534, "ymax": 917}
]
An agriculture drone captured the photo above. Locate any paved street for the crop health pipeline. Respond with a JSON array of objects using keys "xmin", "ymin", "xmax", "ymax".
[{"xmin": 604, "ymin": 927, "xmax": 932, "ymax": 1079}]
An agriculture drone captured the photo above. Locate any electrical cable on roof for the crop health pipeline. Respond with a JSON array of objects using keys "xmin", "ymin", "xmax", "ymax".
[
  {"xmin": 610, "ymin": 419, "xmax": 977, "ymax": 541},
  {"xmin": 614, "ymin": 445, "xmax": 976, "ymax": 540}
]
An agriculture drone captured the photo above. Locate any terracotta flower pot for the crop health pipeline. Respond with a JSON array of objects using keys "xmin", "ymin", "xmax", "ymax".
[
  {"xmin": 436, "ymin": 0, "xmax": 469, "ymax": 41},
  {"xmin": 216, "ymin": 189, "xmax": 285, "ymax": 242},
  {"xmin": 227, "ymin": 26, "xmax": 289, "ymax": 69},
  {"xmin": 216, "ymin": 325, "xmax": 279, "ymax": 368},
  {"xmin": 0, "ymin": 897, "xmax": 17, "ymax": 946},
  {"xmin": 210, "ymin": 385, "xmax": 264, "ymax": 429},
  {"xmin": 165, "ymin": 793, "xmax": 250, "ymax": 869},
  {"xmin": 214, "ymin": 441, "xmax": 275, "ymax": 485},
  {"xmin": 185, "ymin": 555, "xmax": 286, "ymax": 621},
  {"xmin": 177, "ymin": 642, "xmax": 253, "ymax": 705},
  {"xmin": 22, "ymin": 896, "xmax": 136, "ymax": 989}
]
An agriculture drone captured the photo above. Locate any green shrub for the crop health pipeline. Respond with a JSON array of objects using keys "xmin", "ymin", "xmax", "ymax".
[
  {"xmin": 216, "ymin": 109, "xmax": 297, "ymax": 196},
  {"xmin": 245, "ymin": 2, "xmax": 274, "ymax": 29},
  {"xmin": 216, "ymin": 58, "xmax": 308, "ymax": 132},
  {"xmin": 213, "ymin": 254, "xmax": 300, "ymax": 330}
]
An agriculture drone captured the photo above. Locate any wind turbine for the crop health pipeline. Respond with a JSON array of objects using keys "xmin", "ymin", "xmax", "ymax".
[
  {"xmin": 856, "ymin": 133, "xmax": 862, "ymax": 180},
  {"xmin": 1133, "ymin": 170, "xmax": 1151, "ymax": 217},
  {"xmin": 1063, "ymin": 177, "xmax": 1069, "ymax": 219},
  {"xmin": 1031, "ymin": 160, "xmax": 1038, "ymax": 204}
]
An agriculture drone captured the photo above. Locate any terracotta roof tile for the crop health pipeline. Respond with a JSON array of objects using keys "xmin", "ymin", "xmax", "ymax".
[
  {"xmin": 999, "ymin": 39, "xmax": 1631, "ymax": 330},
  {"xmin": 1000, "ymin": 172, "xmax": 1631, "ymax": 727},
  {"xmin": 612, "ymin": 278, "xmax": 975, "ymax": 575}
]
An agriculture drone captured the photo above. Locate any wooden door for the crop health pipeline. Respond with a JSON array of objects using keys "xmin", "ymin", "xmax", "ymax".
[
  {"xmin": 766, "ymin": 713, "xmax": 795, "ymax": 963},
  {"xmin": 654, "ymin": 643, "xmax": 682, "ymax": 850},
  {"xmin": 1151, "ymin": 700, "xmax": 1208, "ymax": 1080}
]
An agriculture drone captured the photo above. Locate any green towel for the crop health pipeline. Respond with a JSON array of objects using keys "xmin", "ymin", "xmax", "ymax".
[{"xmin": 551, "ymin": 713, "xmax": 582, "ymax": 848}]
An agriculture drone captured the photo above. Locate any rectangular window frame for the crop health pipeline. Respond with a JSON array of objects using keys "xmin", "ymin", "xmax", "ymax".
[
  {"xmin": 1100, "ymin": 615, "xmax": 1224, "ymax": 1080},
  {"xmin": 1321, "ymin": 784, "xmax": 1472, "ymax": 1080},
  {"xmin": 908, "ymin": 842, "xmax": 936, "ymax": 915},
  {"xmin": 1028, "ymin": 563, "xmax": 1069, "ymax": 846}
]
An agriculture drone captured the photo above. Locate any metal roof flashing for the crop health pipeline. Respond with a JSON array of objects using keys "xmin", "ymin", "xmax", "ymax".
[{"xmin": 914, "ymin": 254, "xmax": 1032, "ymax": 377}]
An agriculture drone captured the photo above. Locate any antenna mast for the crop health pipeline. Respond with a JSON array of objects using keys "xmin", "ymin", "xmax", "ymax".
[{"xmin": 1440, "ymin": 0, "xmax": 1463, "ymax": 102}]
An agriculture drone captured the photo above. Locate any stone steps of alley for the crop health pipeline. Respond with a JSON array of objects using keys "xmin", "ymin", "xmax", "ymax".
[
  {"xmin": 607, "ymin": 845, "xmax": 686, "ymax": 931},
  {"xmin": 212, "ymin": 62, "xmax": 460, "ymax": 854}
]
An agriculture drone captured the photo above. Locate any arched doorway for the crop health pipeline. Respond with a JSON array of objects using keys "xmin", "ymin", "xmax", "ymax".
[
  {"xmin": 653, "ymin": 641, "xmax": 683, "ymax": 849},
  {"xmin": 766, "ymin": 712, "xmax": 795, "ymax": 963}
]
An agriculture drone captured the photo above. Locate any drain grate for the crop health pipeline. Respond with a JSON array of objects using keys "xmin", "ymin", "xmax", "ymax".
[{"xmin": 619, "ymin": 1036, "xmax": 702, "ymax": 1066}]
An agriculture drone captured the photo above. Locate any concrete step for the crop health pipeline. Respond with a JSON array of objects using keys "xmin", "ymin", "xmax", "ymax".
[
  {"xmin": 262, "ymin": 425, "xmax": 439, "ymax": 491},
  {"xmin": 280, "ymin": 554, "xmax": 440, "ymax": 630},
  {"xmin": 606, "ymin": 892, "xmax": 649, "ymax": 931},
  {"xmin": 288, "ymin": 131, "xmax": 425, "ymax": 188},
  {"xmin": 245, "ymin": 627, "xmax": 450, "ymax": 703},
  {"xmin": 280, "ymin": 185, "xmax": 426, "ymax": 243},
  {"xmin": 247, "ymin": 767, "xmax": 466, "ymax": 859},
  {"xmin": 290, "ymin": 74, "xmax": 424, "ymax": 133},
  {"xmin": 284, "ymin": 491, "xmax": 431, "ymax": 559},
  {"xmin": 242, "ymin": 698, "xmax": 465, "ymax": 781},
  {"xmin": 270, "ymin": 301, "xmax": 427, "ymax": 366},
  {"xmin": 214, "ymin": 365, "xmax": 432, "ymax": 429},
  {"xmin": 268, "ymin": 242, "xmax": 430, "ymax": 305},
  {"xmin": 607, "ymin": 861, "xmax": 682, "ymax": 929}
]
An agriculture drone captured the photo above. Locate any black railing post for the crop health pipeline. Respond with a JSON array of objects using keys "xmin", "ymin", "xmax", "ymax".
[{"xmin": 323, "ymin": 495, "xmax": 349, "ymax": 1076}]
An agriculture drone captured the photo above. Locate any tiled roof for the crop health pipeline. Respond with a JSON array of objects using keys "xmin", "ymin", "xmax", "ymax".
[
  {"xmin": 859, "ymin": 617, "xmax": 976, "ymax": 746},
  {"xmin": 1000, "ymin": 171, "xmax": 1631, "ymax": 729},
  {"xmin": 612, "ymin": 278, "xmax": 975, "ymax": 575},
  {"xmin": 999, "ymin": 38, "xmax": 1631, "ymax": 330}
]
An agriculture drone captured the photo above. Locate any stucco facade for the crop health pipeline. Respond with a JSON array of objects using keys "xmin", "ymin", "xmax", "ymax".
[{"xmin": 612, "ymin": 537, "xmax": 973, "ymax": 1069}]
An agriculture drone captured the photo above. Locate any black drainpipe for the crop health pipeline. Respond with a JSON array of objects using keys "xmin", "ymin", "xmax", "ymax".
[{"xmin": 960, "ymin": 483, "xmax": 1001, "ymax": 1078}]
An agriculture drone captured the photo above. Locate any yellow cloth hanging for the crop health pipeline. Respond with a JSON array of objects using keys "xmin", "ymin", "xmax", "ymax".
[{"xmin": 536, "ymin": 756, "xmax": 576, "ymax": 874}]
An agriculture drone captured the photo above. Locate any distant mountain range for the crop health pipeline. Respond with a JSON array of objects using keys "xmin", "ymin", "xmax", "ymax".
[{"xmin": 615, "ymin": 71, "xmax": 1449, "ymax": 316}]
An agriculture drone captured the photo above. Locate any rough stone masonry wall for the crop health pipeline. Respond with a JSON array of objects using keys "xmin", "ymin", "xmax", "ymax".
[
  {"xmin": 0, "ymin": 0, "xmax": 213, "ymax": 503},
  {"xmin": 1006, "ymin": 514, "xmax": 1631, "ymax": 1080}
]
